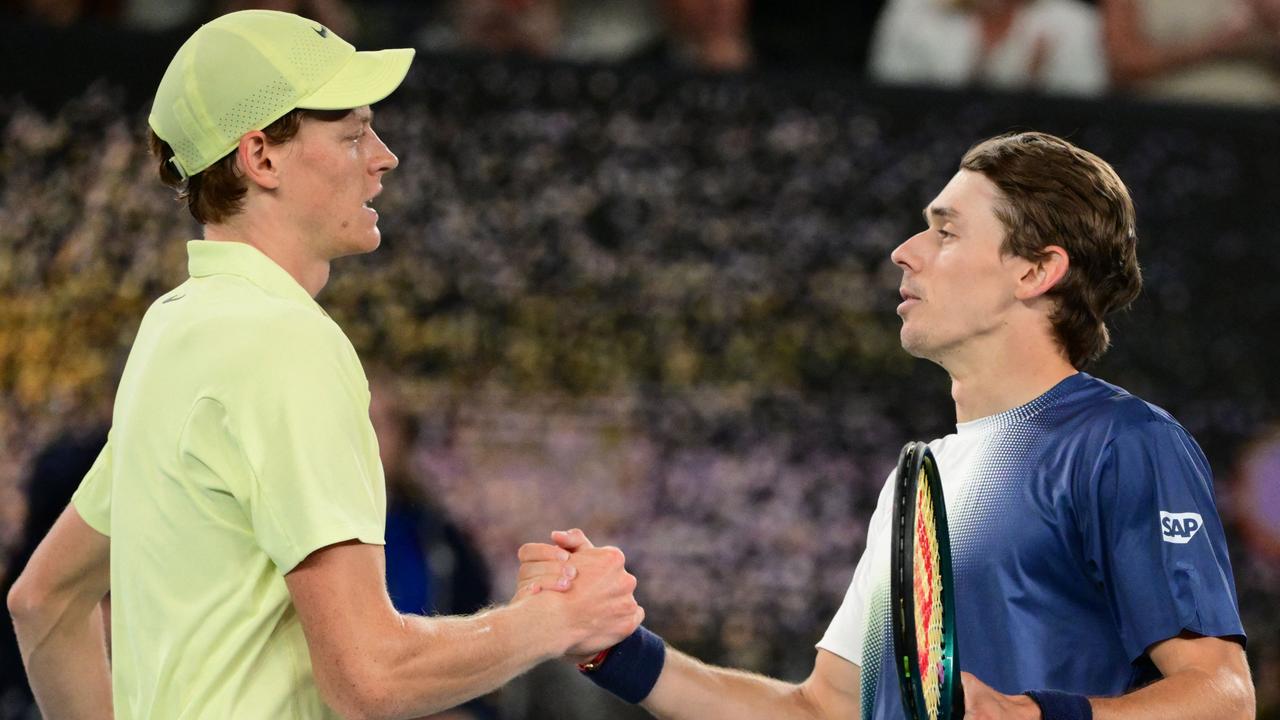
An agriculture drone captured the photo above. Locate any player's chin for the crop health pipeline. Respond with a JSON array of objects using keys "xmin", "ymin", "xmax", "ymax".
[
  {"xmin": 899, "ymin": 327, "xmax": 930, "ymax": 359},
  {"xmin": 355, "ymin": 207, "xmax": 383, "ymax": 249},
  {"xmin": 335, "ymin": 228, "xmax": 382, "ymax": 258},
  {"xmin": 356, "ymin": 223, "xmax": 383, "ymax": 252}
]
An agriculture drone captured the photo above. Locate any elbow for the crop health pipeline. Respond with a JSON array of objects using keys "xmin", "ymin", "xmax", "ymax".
[
  {"xmin": 320, "ymin": 689, "xmax": 389, "ymax": 720},
  {"xmin": 1235, "ymin": 682, "xmax": 1256, "ymax": 720},
  {"xmin": 319, "ymin": 685, "xmax": 390, "ymax": 720},
  {"xmin": 6, "ymin": 570, "xmax": 48, "ymax": 628},
  {"xmin": 1216, "ymin": 661, "xmax": 1256, "ymax": 720},
  {"xmin": 314, "ymin": 659, "xmax": 399, "ymax": 720}
]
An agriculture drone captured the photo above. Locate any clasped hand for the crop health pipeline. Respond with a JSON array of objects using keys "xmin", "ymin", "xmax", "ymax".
[{"xmin": 513, "ymin": 528, "xmax": 644, "ymax": 658}]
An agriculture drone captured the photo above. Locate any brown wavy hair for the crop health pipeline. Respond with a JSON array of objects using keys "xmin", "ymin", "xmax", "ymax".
[
  {"xmin": 147, "ymin": 109, "xmax": 310, "ymax": 225},
  {"xmin": 961, "ymin": 132, "xmax": 1142, "ymax": 368}
]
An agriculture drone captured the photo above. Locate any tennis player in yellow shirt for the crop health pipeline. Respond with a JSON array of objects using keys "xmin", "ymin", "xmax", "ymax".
[{"xmin": 7, "ymin": 10, "xmax": 642, "ymax": 719}]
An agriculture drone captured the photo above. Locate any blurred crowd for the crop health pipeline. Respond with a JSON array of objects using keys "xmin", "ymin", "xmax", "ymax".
[{"xmin": 7, "ymin": 0, "xmax": 1280, "ymax": 106}]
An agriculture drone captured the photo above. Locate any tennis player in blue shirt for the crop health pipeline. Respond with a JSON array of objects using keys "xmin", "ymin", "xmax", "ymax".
[{"xmin": 519, "ymin": 131, "xmax": 1255, "ymax": 720}]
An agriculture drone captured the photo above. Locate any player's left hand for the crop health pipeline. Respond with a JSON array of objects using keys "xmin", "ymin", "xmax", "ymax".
[{"xmin": 960, "ymin": 672, "xmax": 1043, "ymax": 720}]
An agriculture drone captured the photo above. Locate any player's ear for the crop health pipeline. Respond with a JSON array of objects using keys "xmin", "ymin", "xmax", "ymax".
[
  {"xmin": 236, "ymin": 130, "xmax": 281, "ymax": 191},
  {"xmin": 1015, "ymin": 245, "xmax": 1069, "ymax": 300}
]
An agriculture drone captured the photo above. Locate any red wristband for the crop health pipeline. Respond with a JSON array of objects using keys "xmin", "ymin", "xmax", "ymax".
[{"xmin": 577, "ymin": 647, "xmax": 613, "ymax": 672}]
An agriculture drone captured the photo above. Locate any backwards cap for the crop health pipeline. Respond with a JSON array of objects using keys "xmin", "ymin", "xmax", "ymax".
[{"xmin": 149, "ymin": 10, "xmax": 415, "ymax": 179}]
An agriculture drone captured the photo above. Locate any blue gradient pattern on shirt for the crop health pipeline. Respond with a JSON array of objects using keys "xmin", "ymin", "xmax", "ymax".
[
  {"xmin": 859, "ymin": 373, "xmax": 1244, "ymax": 720},
  {"xmin": 859, "ymin": 576, "xmax": 893, "ymax": 720}
]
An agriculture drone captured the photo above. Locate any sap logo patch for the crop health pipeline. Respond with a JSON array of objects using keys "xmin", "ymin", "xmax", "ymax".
[{"xmin": 1160, "ymin": 512, "xmax": 1204, "ymax": 544}]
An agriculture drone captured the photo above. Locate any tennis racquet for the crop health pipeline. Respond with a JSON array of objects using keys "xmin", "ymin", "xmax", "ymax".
[{"xmin": 890, "ymin": 441, "xmax": 964, "ymax": 720}]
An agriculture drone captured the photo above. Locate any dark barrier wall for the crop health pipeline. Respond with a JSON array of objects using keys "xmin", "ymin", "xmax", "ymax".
[{"xmin": 2, "ymin": 54, "xmax": 1278, "ymax": 715}]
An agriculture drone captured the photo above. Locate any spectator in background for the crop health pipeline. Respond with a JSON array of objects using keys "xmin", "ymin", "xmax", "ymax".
[
  {"xmin": 120, "ymin": 0, "xmax": 205, "ymax": 31},
  {"xmin": 0, "ymin": 428, "xmax": 107, "ymax": 720},
  {"xmin": 558, "ymin": 0, "xmax": 663, "ymax": 64},
  {"xmin": 218, "ymin": 0, "xmax": 357, "ymax": 40},
  {"xmin": 368, "ymin": 375, "xmax": 496, "ymax": 720},
  {"xmin": 368, "ymin": 374, "xmax": 492, "ymax": 619},
  {"xmin": 631, "ymin": 0, "xmax": 753, "ymax": 72},
  {"xmin": 10, "ymin": 0, "xmax": 369, "ymax": 41},
  {"xmin": 749, "ymin": 1, "xmax": 889, "ymax": 75},
  {"xmin": 417, "ymin": 0, "xmax": 751, "ymax": 72},
  {"xmin": 870, "ymin": 0, "xmax": 1108, "ymax": 96},
  {"xmin": 1234, "ymin": 429, "xmax": 1280, "ymax": 564},
  {"xmin": 1102, "ymin": 0, "xmax": 1280, "ymax": 105},
  {"xmin": 1229, "ymin": 428, "xmax": 1280, "ymax": 715},
  {"xmin": 3, "ymin": 0, "xmax": 121, "ymax": 26},
  {"xmin": 418, "ymin": 0, "xmax": 563, "ymax": 57}
]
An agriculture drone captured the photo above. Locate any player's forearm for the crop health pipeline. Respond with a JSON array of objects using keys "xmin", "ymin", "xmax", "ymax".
[
  {"xmin": 641, "ymin": 648, "xmax": 822, "ymax": 720},
  {"xmin": 1090, "ymin": 665, "xmax": 1255, "ymax": 720},
  {"xmin": 11, "ymin": 598, "xmax": 113, "ymax": 720},
  {"xmin": 344, "ymin": 601, "xmax": 563, "ymax": 720}
]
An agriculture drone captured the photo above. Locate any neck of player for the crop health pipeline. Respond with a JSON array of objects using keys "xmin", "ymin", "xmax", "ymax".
[
  {"xmin": 204, "ymin": 218, "xmax": 332, "ymax": 297},
  {"xmin": 945, "ymin": 327, "xmax": 1077, "ymax": 424}
]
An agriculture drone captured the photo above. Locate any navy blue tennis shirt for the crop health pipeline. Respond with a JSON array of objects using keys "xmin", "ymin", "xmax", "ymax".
[{"xmin": 817, "ymin": 373, "xmax": 1246, "ymax": 720}]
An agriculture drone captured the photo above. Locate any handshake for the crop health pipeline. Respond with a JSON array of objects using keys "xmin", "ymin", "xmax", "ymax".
[{"xmin": 511, "ymin": 529, "xmax": 645, "ymax": 661}]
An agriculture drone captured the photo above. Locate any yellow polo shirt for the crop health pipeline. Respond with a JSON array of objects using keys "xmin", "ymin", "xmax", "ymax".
[{"xmin": 72, "ymin": 240, "xmax": 385, "ymax": 719}]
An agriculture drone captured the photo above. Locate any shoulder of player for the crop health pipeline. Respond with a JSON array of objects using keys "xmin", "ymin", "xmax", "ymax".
[
  {"xmin": 145, "ymin": 274, "xmax": 333, "ymax": 328},
  {"xmin": 212, "ymin": 307, "xmax": 361, "ymax": 409},
  {"xmin": 1058, "ymin": 389, "xmax": 1206, "ymax": 479},
  {"xmin": 153, "ymin": 283, "xmax": 357, "ymax": 377},
  {"xmin": 194, "ymin": 284, "xmax": 345, "ymax": 348},
  {"xmin": 250, "ymin": 305, "xmax": 358, "ymax": 379},
  {"xmin": 1084, "ymin": 379, "xmax": 1186, "ymax": 437},
  {"xmin": 258, "ymin": 300, "xmax": 346, "ymax": 342}
]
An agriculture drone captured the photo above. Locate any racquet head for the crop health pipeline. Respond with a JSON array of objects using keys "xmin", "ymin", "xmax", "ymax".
[{"xmin": 890, "ymin": 441, "xmax": 963, "ymax": 720}]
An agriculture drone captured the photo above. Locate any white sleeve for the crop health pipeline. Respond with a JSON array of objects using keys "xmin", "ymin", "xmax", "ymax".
[{"xmin": 816, "ymin": 469, "xmax": 896, "ymax": 664}]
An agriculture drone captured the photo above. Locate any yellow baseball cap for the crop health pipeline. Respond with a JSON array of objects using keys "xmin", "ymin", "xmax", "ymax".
[{"xmin": 149, "ymin": 10, "xmax": 415, "ymax": 179}]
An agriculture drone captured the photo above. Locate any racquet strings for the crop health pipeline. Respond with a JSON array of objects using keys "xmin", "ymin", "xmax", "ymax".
[{"xmin": 913, "ymin": 465, "xmax": 946, "ymax": 720}]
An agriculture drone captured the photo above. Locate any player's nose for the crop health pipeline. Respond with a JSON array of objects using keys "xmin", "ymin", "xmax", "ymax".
[{"xmin": 891, "ymin": 230, "xmax": 927, "ymax": 272}]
